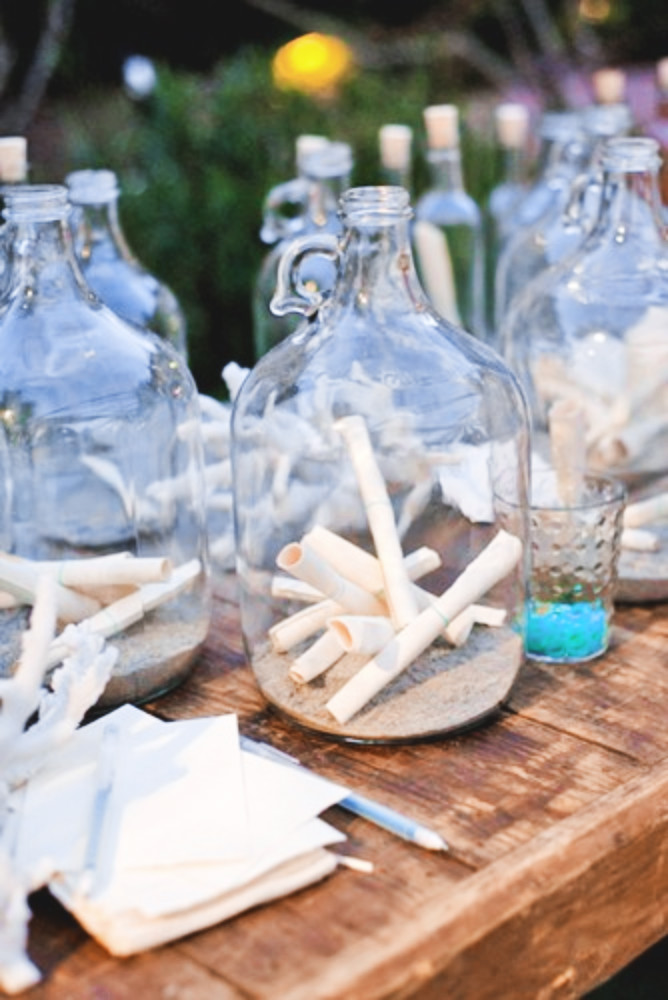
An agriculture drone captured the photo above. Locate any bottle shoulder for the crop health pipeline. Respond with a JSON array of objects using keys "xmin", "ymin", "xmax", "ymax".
[{"xmin": 415, "ymin": 188, "xmax": 482, "ymax": 227}]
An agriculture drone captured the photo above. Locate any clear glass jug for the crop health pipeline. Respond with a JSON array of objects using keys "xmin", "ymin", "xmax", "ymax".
[
  {"xmin": 494, "ymin": 110, "xmax": 587, "ymax": 330},
  {"xmin": 0, "ymin": 185, "xmax": 211, "ymax": 708},
  {"xmin": 252, "ymin": 141, "xmax": 353, "ymax": 359},
  {"xmin": 500, "ymin": 137, "xmax": 668, "ymax": 487},
  {"xmin": 232, "ymin": 186, "xmax": 530, "ymax": 743},
  {"xmin": 493, "ymin": 103, "xmax": 631, "ymax": 343},
  {"xmin": 66, "ymin": 169, "xmax": 188, "ymax": 359}
]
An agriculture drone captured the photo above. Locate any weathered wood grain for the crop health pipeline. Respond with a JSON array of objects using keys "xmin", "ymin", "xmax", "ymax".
[{"xmin": 23, "ymin": 576, "xmax": 668, "ymax": 999}]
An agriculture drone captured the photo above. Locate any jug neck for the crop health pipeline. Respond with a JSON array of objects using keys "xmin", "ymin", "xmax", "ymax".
[
  {"xmin": 534, "ymin": 112, "xmax": 585, "ymax": 182},
  {"xmin": 496, "ymin": 146, "xmax": 526, "ymax": 189},
  {"xmin": 337, "ymin": 186, "xmax": 424, "ymax": 306},
  {"xmin": 66, "ymin": 169, "xmax": 134, "ymax": 263},
  {"xmin": 2, "ymin": 184, "xmax": 91, "ymax": 302},
  {"xmin": 425, "ymin": 147, "xmax": 464, "ymax": 193},
  {"xmin": 302, "ymin": 141, "xmax": 353, "ymax": 228},
  {"xmin": 589, "ymin": 137, "xmax": 666, "ymax": 241}
]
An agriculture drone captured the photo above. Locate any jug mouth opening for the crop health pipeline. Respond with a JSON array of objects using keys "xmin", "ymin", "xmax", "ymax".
[
  {"xmin": 1, "ymin": 184, "xmax": 69, "ymax": 222},
  {"xmin": 301, "ymin": 141, "xmax": 353, "ymax": 180},
  {"xmin": 340, "ymin": 185, "xmax": 412, "ymax": 224},
  {"xmin": 66, "ymin": 168, "xmax": 120, "ymax": 205}
]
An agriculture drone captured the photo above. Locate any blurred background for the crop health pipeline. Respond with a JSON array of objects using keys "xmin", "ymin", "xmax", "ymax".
[
  {"xmin": 2, "ymin": 0, "xmax": 668, "ymax": 400},
  {"xmin": 1, "ymin": 1, "xmax": 667, "ymax": 995}
]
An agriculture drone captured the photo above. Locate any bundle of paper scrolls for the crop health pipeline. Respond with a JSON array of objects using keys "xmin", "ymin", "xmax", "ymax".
[{"xmin": 266, "ymin": 414, "xmax": 523, "ymax": 727}]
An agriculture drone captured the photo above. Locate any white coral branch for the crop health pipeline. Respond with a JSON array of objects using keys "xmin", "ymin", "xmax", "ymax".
[{"xmin": 0, "ymin": 577, "xmax": 118, "ymax": 994}]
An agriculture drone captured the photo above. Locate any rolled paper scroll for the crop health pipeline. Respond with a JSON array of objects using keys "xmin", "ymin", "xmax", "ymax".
[
  {"xmin": 276, "ymin": 540, "xmax": 387, "ymax": 618},
  {"xmin": 625, "ymin": 307, "xmax": 668, "ymax": 415},
  {"xmin": 146, "ymin": 461, "xmax": 229, "ymax": 503},
  {"xmin": 413, "ymin": 219, "xmax": 461, "ymax": 326},
  {"xmin": 288, "ymin": 629, "xmax": 346, "ymax": 684},
  {"xmin": 621, "ymin": 527, "xmax": 661, "ymax": 552},
  {"xmin": 548, "ymin": 398, "xmax": 586, "ymax": 505},
  {"xmin": 328, "ymin": 614, "xmax": 396, "ymax": 656},
  {"xmin": 533, "ymin": 356, "xmax": 624, "ymax": 443},
  {"xmin": 20, "ymin": 575, "xmax": 58, "ymax": 687},
  {"xmin": 326, "ymin": 529, "xmax": 523, "ymax": 725},
  {"xmin": 623, "ymin": 491, "xmax": 668, "ymax": 528},
  {"xmin": 0, "ymin": 556, "xmax": 101, "ymax": 624},
  {"xmin": 334, "ymin": 415, "xmax": 421, "ymax": 629},
  {"xmin": 46, "ymin": 592, "xmax": 146, "ymax": 669},
  {"xmin": 269, "ymin": 598, "xmax": 342, "ymax": 653},
  {"xmin": 438, "ymin": 606, "xmax": 474, "ymax": 647},
  {"xmin": 45, "ymin": 560, "xmax": 203, "ymax": 668},
  {"xmin": 138, "ymin": 559, "xmax": 202, "ymax": 612},
  {"xmin": 303, "ymin": 525, "xmax": 441, "ymax": 596},
  {"xmin": 589, "ymin": 415, "xmax": 668, "ymax": 470},
  {"xmin": 471, "ymin": 604, "xmax": 507, "ymax": 627},
  {"xmin": 39, "ymin": 552, "xmax": 173, "ymax": 604},
  {"xmin": 270, "ymin": 576, "xmax": 324, "ymax": 604},
  {"xmin": 304, "ymin": 525, "xmax": 478, "ymax": 647}
]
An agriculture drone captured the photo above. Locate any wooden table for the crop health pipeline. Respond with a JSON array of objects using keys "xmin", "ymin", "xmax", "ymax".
[{"xmin": 25, "ymin": 576, "xmax": 668, "ymax": 999}]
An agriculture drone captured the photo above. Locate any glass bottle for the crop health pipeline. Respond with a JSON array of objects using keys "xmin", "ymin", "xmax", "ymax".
[
  {"xmin": 252, "ymin": 141, "xmax": 353, "ymax": 359},
  {"xmin": 485, "ymin": 103, "xmax": 530, "ymax": 335},
  {"xmin": 257, "ymin": 134, "xmax": 330, "ymax": 247},
  {"xmin": 0, "ymin": 137, "xmax": 29, "ymax": 290},
  {"xmin": 493, "ymin": 102, "xmax": 632, "ymax": 343},
  {"xmin": 645, "ymin": 56, "xmax": 668, "ymax": 211},
  {"xmin": 494, "ymin": 110, "xmax": 587, "ymax": 330},
  {"xmin": 378, "ymin": 124, "xmax": 413, "ymax": 192},
  {"xmin": 232, "ymin": 185, "xmax": 530, "ymax": 743},
  {"xmin": 414, "ymin": 104, "xmax": 486, "ymax": 340},
  {"xmin": 502, "ymin": 110, "xmax": 583, "ymax": 237},
  {"xmin": 0, "ymin": 185, "xmax": 211, "ymax": 707},
  {"xmin": 66, "ymin": 168, "xmax": 188, "ymax": 359},
  {"xmin": 500, "ymin": 137, "xmax": 668, "ymax": 485}
]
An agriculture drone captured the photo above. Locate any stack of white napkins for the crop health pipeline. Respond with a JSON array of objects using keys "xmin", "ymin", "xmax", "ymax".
[{"xmin": 14, "ymin": 704, "xmax": 349, "ymax": 956}]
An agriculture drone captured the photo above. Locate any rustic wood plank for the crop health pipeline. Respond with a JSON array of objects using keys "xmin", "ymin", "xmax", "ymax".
[
  {"xmin": 508, "ymin": 605, "xmax": 668, "ymax": 762},
  {"xmin": 21, "ymin": 575, "xmax": 668, "ymax": 999}
]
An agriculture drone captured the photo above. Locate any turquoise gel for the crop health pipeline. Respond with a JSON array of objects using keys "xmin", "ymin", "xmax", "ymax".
[{"xmin": 526, "ymin": 599, "xmax": 609, "ymax": 662}]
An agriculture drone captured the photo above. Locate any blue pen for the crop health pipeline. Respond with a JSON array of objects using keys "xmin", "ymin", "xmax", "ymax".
[{"xmin": 239, "ymin": 735, "xmax": 448, "ymax": 852}]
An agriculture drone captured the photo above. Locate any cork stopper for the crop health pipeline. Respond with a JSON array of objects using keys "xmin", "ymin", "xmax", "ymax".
[
  {"xmin": 656, "ymin": 57, "xmax": 668, "ymax": 94},
  {"xmin": 494, "ymin": 103, "xmax": 530, "ymax": 149},
  {"xmin": 423, "ymin": 104, "xmax": 460, "ymax": 150},
  {"xmin": 0, "ymin": 136, "xmax": 28, "ymax": 183},
  {"xmin": 378, "ymin": 124, "xmax": 413, "ymax": 171},
  {"xmin": 592, "ymin": 67, "xmax": 626, "ymax": 105}
]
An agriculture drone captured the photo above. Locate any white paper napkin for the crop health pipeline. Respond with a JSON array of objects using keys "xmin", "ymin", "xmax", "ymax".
[{"xmin": 15, "ymin": 703, "xmax": 349, "ymax": 945}]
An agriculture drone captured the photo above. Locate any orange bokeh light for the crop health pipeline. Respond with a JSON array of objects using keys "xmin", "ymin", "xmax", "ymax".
[{"xmin": 272, "ymin": 33, "xmax": 355, "ymax": 98}]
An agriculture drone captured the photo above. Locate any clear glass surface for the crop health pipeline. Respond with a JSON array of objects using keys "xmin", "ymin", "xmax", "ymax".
[
  {"xmin": 494, "ymin": 112, "xmax": 589, "ymax": 330},
  {"xmin": 233, "ymin": 186, "xmax": 530, "ymax": 743},
  {"xmin": 252, "ymin": 142, "xmax": 352, "ymax": 359},
  {"xmin": 492, "ymin": 104, "xmax": 631, "ymax": 341},
  {"xmin": 0, "ymin": 185, "xmax": 210, "ymax": 707},
  {"xmin": 500, "ymin": 137, "xmax": 668, "ymax": 488},
  {"xmin": 67, "ymin": 169, "xmax": 188, "ymax": 359}
]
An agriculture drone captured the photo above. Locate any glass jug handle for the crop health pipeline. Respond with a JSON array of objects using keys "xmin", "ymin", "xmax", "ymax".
[
  {"xmin": 259, "ymin": 178, "xmax": 310, "ymax": 244},
  {"xmin": 270, "ymin": 233, "xmax": 340, "ymax": 317},
  {"xmin": 562, "ymin": 167, "xmax": 602, "ymax": 228}
]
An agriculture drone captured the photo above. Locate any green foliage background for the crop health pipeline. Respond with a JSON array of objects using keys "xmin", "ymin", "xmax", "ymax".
[{"xmin": 36, "ymin": 47, "xmax": 497, "ymax": 398}]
